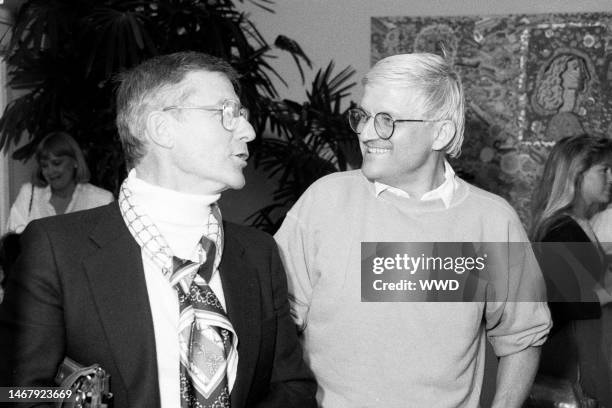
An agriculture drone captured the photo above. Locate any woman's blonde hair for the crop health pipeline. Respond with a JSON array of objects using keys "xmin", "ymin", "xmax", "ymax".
[{"xmin": 530, "ymin": 134, "xmax": 612, "ymax": 241}]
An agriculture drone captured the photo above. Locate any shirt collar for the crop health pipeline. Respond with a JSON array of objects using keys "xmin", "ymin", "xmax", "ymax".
[{"xmin": 374, "ymin": 160, "xmax": 457, "ymax": 209}]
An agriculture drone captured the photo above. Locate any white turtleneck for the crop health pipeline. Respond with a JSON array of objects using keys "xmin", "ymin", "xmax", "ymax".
[{"xmin": 125, "ymin": 169, "xmax": 227, "ymax": 408}]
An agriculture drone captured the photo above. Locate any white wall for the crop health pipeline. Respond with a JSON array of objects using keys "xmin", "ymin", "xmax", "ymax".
[
  {"xmin": 0, "ymin": 59, "xmax": 8, "ymax": 236},
  {"xmin": 0, "ymin": 7, "xmax": 12, "ymax": 235},
  {"xmin": 239, "ymin": 0, "xmax": 612, "ymax": 104},
  {"xmin": 0, "ymin": 4, "xmax": 34, "ymax": 233}
]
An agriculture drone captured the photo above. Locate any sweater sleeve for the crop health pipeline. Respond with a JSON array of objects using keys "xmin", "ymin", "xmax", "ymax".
[
  {"xmin": 485, "ymin": 220, "xmax": 552, "ymax": 356},
  {"xmin": 274, "ymin": 209, "xmax": 318, "ymax": 333}
]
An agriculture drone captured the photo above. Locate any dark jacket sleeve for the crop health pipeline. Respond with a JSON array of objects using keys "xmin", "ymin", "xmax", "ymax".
[
  {"xmin": 535, "ymin": 216, "xmax": 602, "ymax": 333},
  {"xmin": 250, "ymin": 237, "xmax": 317, "ymax": 408},
  {"xmin": 0, "ymin": 221, "xmax": 65, "ymax": 407}
]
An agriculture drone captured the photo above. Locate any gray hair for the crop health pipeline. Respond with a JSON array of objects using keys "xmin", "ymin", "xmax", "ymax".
[
  {"xmin": 115, "ymin": 52, "xmax": 240, "ymax": 168},
  {"xmin": 363, "ymin": 53, "xmax": 465, "ymax": 157}
]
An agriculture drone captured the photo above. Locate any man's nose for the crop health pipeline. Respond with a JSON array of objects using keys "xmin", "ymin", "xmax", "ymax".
[{"xmin": 235, "ymin": 117, "xmax": 256, "ymax": 142}]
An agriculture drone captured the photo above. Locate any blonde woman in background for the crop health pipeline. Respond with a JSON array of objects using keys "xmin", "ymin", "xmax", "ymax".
[
  {"xmin": 531, "ymin": 134, "xmax": 612, "ymax": 407},
  {"xmin": 6, "ymin": 131, "xmax": 113, "ymax": 234}
]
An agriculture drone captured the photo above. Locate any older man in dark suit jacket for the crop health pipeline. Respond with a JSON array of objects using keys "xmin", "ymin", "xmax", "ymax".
[{"xmin": 0, "ymin": 52, "xmax": 316, "ymax": 408}]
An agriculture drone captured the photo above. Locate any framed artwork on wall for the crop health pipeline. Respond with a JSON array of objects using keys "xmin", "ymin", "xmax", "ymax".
[{"xmin": 372, "ymin": 13, "xmax": 612, "ymax": 225}]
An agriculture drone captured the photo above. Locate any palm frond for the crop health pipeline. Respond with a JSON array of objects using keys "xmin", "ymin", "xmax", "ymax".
[
  {"xmin": 250, "ymin": 61, "xmax": 359, "ymax": 232},
  {"xmin": 274, "ymin": 35, "xmax": 312, "ymax": 83}
]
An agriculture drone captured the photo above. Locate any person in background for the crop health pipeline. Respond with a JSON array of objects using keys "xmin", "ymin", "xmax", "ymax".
[
  {"xmin": 531, "ymin": 134, "xmax": 612, "ymax": 407},
  {"xmin": 1, "ymin": 132, "xmax": 113, "ymax": 300},
  {"xmin": 6, "ymin": 131, "xmax": 114, "ymax": 234},
  {"xmin": 275, "ymin": 52, "xmax": 551, "ymax": 408}
]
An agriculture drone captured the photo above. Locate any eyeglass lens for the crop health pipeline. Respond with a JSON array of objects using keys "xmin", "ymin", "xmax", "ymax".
[
  {"xmin": 348, "ymin": 109, "xmax": 393, "ymax": 139},
  {"xmin": 222, "ymin": 100, "xmax": 249, "ymax": 131},
  {"xmin": 348, "ymin": 109, "xmax": 367, "ymax": 133},
  {"xmin": 373, "ymin": 113, "xmax": 393, "ymax": 139}
]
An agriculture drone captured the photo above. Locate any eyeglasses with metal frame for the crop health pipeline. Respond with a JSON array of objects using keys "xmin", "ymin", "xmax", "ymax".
[
  {"xmin": 347, "ymin": 107, "xmax": 439, "ymax": 140},
  {"xmin": 162, "ymin": 99, "xmax": 249, "ymax": 132}
]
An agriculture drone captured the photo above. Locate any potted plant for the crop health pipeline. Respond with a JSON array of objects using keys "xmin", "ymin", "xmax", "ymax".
[{"xmin": 0, "ymin": 0, "xmax": 310, "ymax": 193}]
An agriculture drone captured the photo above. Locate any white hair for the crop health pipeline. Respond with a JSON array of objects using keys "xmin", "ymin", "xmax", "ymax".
[{"xmin": 363, "ymin": 53, "xmax": 465, "ymax": 157}]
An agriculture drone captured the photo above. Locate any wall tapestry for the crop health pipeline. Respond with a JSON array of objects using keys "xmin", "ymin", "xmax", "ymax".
[{"xmin": 372, "ymin": 13, "xmax": 612, "ymax": 226}]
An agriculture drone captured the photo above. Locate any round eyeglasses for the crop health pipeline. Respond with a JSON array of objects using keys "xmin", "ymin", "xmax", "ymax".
[
  {"xmin": 347, "ymin": 107, "xmax": 439, "ymax": 140},
  {"xmin": 163, "ymin": 99, "xmax": 249, "ymax": 131}
]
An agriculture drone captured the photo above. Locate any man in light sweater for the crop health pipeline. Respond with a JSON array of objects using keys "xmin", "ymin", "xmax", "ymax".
[
  {"xmin": 0, "ymin": 52, "xmax": 316, "ymax": 408},
  {"xmin": 274, "ymin": 53, "xmax": 551, "ymax": 407}
]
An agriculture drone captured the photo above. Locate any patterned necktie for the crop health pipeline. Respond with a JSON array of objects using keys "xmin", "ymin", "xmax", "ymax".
[
  {"xmin": 118, "ymin": 181, "xmax": 238, "ymax": 408},
  {"xmin": 172, "ymin": 236, "xmax": 236, "ymax": 408}
]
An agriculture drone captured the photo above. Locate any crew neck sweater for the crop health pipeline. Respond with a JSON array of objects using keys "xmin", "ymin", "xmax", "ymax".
[{"xmin": 275, "ymin": 170, "xmax": 551, "ymax": 408}]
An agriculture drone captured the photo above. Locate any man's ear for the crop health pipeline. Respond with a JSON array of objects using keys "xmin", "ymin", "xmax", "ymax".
[
  {"xmin": 146, "ymin": 111, "xmax": 175, "ymax": 149},
  {"xmin": 432, "ymin": 120, "xmax": 455, "ymax": 152}
]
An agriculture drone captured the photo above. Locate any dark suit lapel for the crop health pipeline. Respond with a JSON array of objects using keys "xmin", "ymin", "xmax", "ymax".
[
  {"xmin": 82, "ymin": 204, "xmax": 160, "ymax": 407},
  {"xmin": 221, "ymin": 232, "xmax": 261, "ymax": 408}
]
